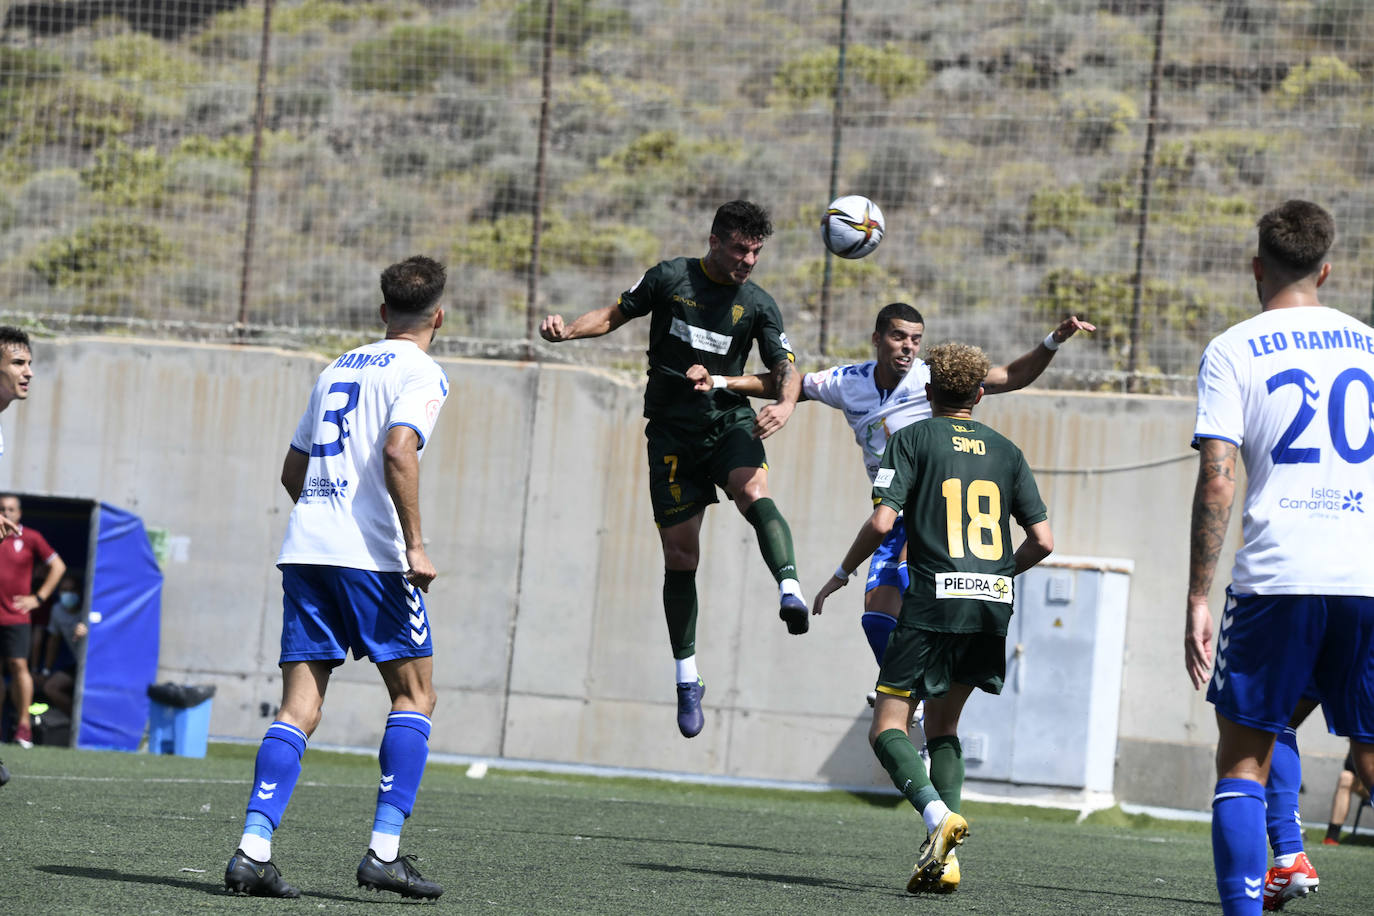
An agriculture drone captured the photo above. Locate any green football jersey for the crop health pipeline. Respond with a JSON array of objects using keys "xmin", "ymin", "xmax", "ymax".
[
  {"xmin": 617, "ymin": 257, "xmax": 794, "ymax": 425},
  {"xmin": 873, "ymin": 416, "xmax": 1047, "ymax": 635}
]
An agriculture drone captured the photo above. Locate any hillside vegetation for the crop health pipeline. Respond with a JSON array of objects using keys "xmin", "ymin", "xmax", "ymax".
[{"xmin": 1, "ymin": 0, "xmax": 1371, "ymax": 391}]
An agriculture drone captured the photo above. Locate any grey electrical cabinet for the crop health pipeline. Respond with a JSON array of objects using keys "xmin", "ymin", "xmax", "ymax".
[{"xmin": 955, "ymin": 555, "xmax": 1131, "ymax": 794}]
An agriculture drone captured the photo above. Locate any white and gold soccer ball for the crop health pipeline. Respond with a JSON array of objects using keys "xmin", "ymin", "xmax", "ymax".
[{"xmin": 821, "ymin": 194, "xmax": 885, "ymax": 259}]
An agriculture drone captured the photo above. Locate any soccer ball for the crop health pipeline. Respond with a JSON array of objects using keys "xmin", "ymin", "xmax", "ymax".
[{"xmin": 821, "ymin": 195, "xmax": 885, "ymax": 259}]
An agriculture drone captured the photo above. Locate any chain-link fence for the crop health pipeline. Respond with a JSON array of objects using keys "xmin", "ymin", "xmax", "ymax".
[{"xmin": 1, "ymin": 0, "xmax": 1371, "ymax": 392}]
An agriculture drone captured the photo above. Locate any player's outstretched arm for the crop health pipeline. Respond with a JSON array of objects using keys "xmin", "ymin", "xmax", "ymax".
[
  {"xmin": 539, "ymin": 305, "xmax": 629, "ymax": 342},
  {"xmin": 684, "ymin": 364, "xmax": 773, "ymax": 397},
  {"xmin": 813, "ymin": 506, "xmax": 898, "ymax": 615},
  {"xmin": 1012, "ymin": 519, "xmax": 1053, "ymax": 575},
  {"xmin": 1185, "ymin": 437, "xmax": 1237, "ymax": 690},
  {"xmin": 281, "ymin": 448, "xmax": 309, "ymax": 502},
  {"xmin": 383, "ymin": 426, "xmax": 436, "ymax": 592},
  {"xmin": 983, "ymin": 315, "xmax": 1095, "ymax": 394},
  {"xmin": 753, "ymin": 359, "xmax": 801, "ymax": 438}
]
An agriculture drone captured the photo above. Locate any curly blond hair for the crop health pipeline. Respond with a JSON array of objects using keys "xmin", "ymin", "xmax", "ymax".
[{"xmin": 925, "ymin": 342, "xmax": 990, "ymax": 408}]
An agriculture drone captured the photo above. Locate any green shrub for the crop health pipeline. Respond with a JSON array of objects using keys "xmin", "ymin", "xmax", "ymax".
[
  {"xmin": 1027, "ymin": 185, "xmax": 1098, "ymax": 236},
  {"xmin": 1154, "ymin": 130, "xmax": 1275, "ymax": 188},
  {"xmin": 30, "ymin": 219, "xmax": 176, "ymax": 288},
  {"xmin": 600, "ymin": 130, "xmax": 739, "ymax": 174},
  {"xmin": 91, "ymin": 32, "xmax": 204, "ymax": 86},
  {"xmin": 272, "ymin": 0, "xmax": 419, "ymax": 34},
  {"xmin": 1059, "ymin": 89, "xmax": 1138, "ymax": 152},
  {"xmin": 510, "ymin": 0, "xmax": 632, "ymax": 51},
  {"xmin": 774, "ymin": 44, "xmax": 927, "ymax": 103},
  {"xmin": 445, "ymin": 213, "xmax": 657, "ymax": 274},
  {"xmin": 1032, "ymin": 267, "xmax": 1246, "ymax": 377},
  {"xmin": 81, "ymin": 141, "xmax": 168, "ymax": 208},
  {"xmin": 0, "ymin": 47, "xmax": 64, "ymax": 88},
  {"xmin": 1274, "ymin": 55, "xmax": 1361, "ymax": 109},
  {"xmin": 13, "ymin": 78, "xmax": 154, "ymax": 150},
  {"xmin": 350, "ymin": 25, "xmax": 515, "ymax": 91},
  {"xmin": 191, "ymin": 0, "xmax": 420, "ymax": 58},
  {"xmin": 173, "ymin": 131, "xmax": 293, "ymax": 168}
]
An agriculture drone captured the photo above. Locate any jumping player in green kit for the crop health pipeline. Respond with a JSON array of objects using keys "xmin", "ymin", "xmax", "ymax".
[
  {"xmin": 813, "ymin": 342, "xmax": 1054, "ymax": 894},
  {"xmin": 540, "ymin": 200, "xmax": 806, "ymax": 739}
]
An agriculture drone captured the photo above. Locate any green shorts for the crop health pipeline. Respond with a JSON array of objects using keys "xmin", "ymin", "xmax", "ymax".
[
  {"xmin": 875, "ymin": 625, "xmax": 1006, "ymax": 700},
  {"xmin": 645, "ymin": 407, "xmax": 767, "ymax": 528}
]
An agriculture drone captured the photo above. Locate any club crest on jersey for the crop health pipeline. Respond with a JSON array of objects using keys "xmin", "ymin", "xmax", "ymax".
[
  {"xmin": 731, "ymin": 303, "xmax": 744, "ymax": 326},
  {"xmin": 934, "ymin": 572, "xmax": 1013, "ymax": 604}
]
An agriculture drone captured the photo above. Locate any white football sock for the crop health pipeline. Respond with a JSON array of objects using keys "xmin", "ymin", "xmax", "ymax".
[
  {"xmin": 675, "ymin": 655, "xmax": 699, "ymax": 684},
  {"xmin": 238, "ymin": 834, "xmax": 271, "ymax": 862},
  {"xmin": 921, "ymin": 799, "xmax": 952, "ymax": 835},
  {"xmin": 370, "ymin": 832, "xmax": 400, "ymax": 862},
  {"xmin": 779, "ymin": 578, "xmax": 802, "ymax": 599}
]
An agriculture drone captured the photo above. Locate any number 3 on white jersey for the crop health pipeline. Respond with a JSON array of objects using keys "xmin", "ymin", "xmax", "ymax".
[{"xmin": 311, "ymin": 381, "xmax": 361, "ymax": 457}]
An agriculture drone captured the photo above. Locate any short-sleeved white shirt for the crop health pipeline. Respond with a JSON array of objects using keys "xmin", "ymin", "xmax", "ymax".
[
  {"xmin": 802, "ymin": 359, "xmax": 932, "ymax": 481},
  {"xmin": 1194, "ymin": 305, "xmax": 1374, "ymax": 595},
  {"xmin": 277, "ymin": 339, "xmax": 449, "ymax": 572}
]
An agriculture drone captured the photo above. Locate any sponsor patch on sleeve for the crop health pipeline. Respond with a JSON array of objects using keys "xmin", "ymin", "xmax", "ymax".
[
  {"xmin": 933, "ymin": 571, "xmax": 1014, "ymax": 604},
  {"xmin": 874, "ymin": 468, "xmax": 895, "ymax": 488}
]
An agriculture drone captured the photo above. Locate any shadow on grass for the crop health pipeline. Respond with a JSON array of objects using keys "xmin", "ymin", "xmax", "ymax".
[
  {"xmin": 628, "ymin": 861, "xmax": 879, "ymax": 893},
  {"xmin": 842, "ymin": 790, "xmax": 905, "ymax": 809},
  {"xmin": 1020, "ymin": 880, "xmax": 1210, "ymax": 907},
  {"xmin": 35, "ymin": 865, "xmax": 362, "ymax": 903},
  {"xmin": 484, "ymin": 825, "xmax": 805, "ymax": 857}
]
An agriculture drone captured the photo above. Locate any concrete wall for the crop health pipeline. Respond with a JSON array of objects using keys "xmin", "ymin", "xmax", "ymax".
[{"xmin": 0, "ymin": 338, "xmax": 1352, "ymax": 820}]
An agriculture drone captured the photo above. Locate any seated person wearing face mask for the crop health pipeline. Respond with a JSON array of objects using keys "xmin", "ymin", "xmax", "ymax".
[{"xmin": 35, "ymin": 574, "xmax": 86, "ymax": 721}]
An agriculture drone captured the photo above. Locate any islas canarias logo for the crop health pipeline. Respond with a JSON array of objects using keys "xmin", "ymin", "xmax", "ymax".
[
  {"xmin": 827, "ymin": 200, "xmax": 881, "ymax": 244},
  {"xmin": 1279, "ymin": 487, "xmax": 1364, "ymax": 513}
]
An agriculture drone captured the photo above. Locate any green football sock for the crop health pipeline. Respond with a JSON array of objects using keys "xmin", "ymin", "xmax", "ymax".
[
  {"xmin": 662, "ymin": 568, "xmax": 699, "ymax": 659},
  {"xmin": 926, "ymin": 734, "xmax": 965, "ymax": 814},
  {"xmin": 873, "ymin": 728, "xmax": 940, "ymax": 813},
  {"xmin": 743, "ymin": 498, "xmax": 797, "ymax": 582}
]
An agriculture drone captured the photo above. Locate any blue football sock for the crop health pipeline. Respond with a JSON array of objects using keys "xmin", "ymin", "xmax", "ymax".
[
  {"xmin": 1266, "ymin": 727, "xmax": 1304, "ymax": 858},
  {"xmin": 861, "ymin": 611, "xmax": 897, "ymax": 666},
  {"xmin": 244, "ymin": 811, "xmax": 274, "ymax": 840},
  {"xmin": 244, "ymin": 721, "xmax": 308, "ymax": 831},
  {"xmin": 376, "ymin": 711, "xmax": 432, "ymax": 825},
  {"xmin": 1212, "ymin": 777, "xmax": 1267, "ymax": 914}
]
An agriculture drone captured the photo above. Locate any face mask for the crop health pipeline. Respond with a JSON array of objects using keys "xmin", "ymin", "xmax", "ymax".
[{"xmin": 58, "ymin": 591, "xmax": 79, "ymax": 609}]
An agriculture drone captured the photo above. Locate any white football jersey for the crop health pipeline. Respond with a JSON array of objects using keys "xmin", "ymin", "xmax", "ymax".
[
  {"xmin": 277, "ymin": 339, "xmax": 449, "ymax": 572},
  {"xmin": 1194, "ymin": 305, "xmax": 1374, "ymax": 595},
  {"xmin": 802, "ymin": 359, "xmax": 933, "ymax": 481}
]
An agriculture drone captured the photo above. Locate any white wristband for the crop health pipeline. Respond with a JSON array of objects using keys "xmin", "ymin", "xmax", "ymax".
[
  {"xmin": 834, "ymin": 565, "xmax": 854, "ymax": 580},
  {"xmin": 1043, "ymin": 333, "xmax": 1061, "ymax": 351},
  {"xmin": 711, "ymin": 374, "xmax": 728, "ymax": 389}
]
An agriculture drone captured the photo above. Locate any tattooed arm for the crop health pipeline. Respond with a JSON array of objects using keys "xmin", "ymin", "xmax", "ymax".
[
  {"xmin": 1185, "ymin": 437, "xmax": 1237, "ymax": 690},
  {"xmin": 752, "ymin": 358, "xmax": 801, "ymax": 439}
]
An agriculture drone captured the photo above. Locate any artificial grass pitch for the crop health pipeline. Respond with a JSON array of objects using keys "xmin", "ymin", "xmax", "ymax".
[{"xmin": 1, "ymin": 743, "xmax": 1369, "ymax": 914}]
